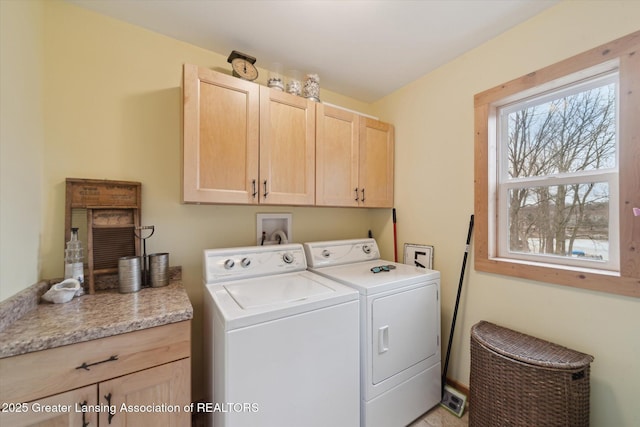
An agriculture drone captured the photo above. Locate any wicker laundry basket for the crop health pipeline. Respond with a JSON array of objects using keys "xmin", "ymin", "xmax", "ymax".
[{"xmin": 469, "ymin": 321, "xmax": 594, "ymax": 427}]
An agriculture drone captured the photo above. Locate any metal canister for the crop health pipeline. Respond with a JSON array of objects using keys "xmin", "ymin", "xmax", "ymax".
[
  {"xmin": 149, "ymin": 253, "xmax": 170, "ymax": 287},
  {"xmin": 118, "ymin": 256, "xmax": 141, "ymax": 293}
]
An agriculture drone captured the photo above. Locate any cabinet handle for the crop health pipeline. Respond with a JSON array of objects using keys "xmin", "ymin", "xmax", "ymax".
[
  {"xmin": 354, "ymin": 188, "xmax": 359, "ymax": 201},
  {"xmin": 361, "ymin": 188, "xmax": 366, "ymax": 202},
  {"xmin": 79, "ymin": 400, "xmax": 89, "ymax": 427},
  {"xmin": 263, "ymin": 180, "xmax": 269, "ymax": 198},
  {"xmin": 104, "ymin": 393, "xmax": 115, "ymax": 424},
  {"xmin": 75, "ymin": 355, "xmax": 118, "ymax": 371},
  {"xmin": 251, "ymin": 179, "xmax": 257, "ymax": 198}
]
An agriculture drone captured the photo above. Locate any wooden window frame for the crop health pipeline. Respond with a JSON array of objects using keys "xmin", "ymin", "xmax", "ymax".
[{"xmin": 474, "ymin": 31, "xmax": 640, "ymax": 298}]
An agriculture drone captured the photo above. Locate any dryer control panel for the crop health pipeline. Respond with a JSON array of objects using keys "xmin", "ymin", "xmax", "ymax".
[
  {"xmin": 204, "ymin": 244, "xmax": 306, "ymax": 284},
  {"xmin": 304, "ymin": 239, "xmax": 380, "ymax": 268}
]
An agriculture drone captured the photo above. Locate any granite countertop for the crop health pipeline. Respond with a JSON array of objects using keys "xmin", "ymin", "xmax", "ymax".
[{"xmin": 0, "ymin": 281, "xmax": 193, "ymax": 359}]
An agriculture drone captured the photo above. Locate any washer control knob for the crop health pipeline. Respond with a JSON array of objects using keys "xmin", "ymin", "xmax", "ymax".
[
  {"xmin": 223, "ymin": 259, "xmax": 235, "ymax": 270},
  {"xmin": 241, "ymin": 257, "xmax": 251, "ymax": 268},
  {"xmin": 282, "ymin": 252, "xmax": 294, "ymax": 264},
  {"xmin": 363, "ymin": 245, "xmax": 372, "ymax": 254},
  {"xmin": 321, "ymin": 249, "xmax": 331, "ymax": 258}
]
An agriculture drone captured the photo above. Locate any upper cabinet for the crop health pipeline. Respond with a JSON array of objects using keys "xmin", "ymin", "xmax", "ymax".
[
  {"xmin": 183, "ymin": 64, "xmax": 315, "ymax": 205},
  {"xmin": 183, "ymin": 64, "xmax": 393, "ymax": 207},
  {"xmin": 259, "ymin": 87, "xmax": 316, "ymax": 205},
  {"xmin": 183, "ymin": 64, "xmax": 259, "ymax": 204},
  {"xmin": 358, "ymin": 117, "xmax": 394, "ymax": 208},
  {"xmin": 316, "ymin": 104, "xmax": 394, "ymax": 208},
  {"xmin": 316, "ymin": 104, "xmax": 359, "ymax": 207}
]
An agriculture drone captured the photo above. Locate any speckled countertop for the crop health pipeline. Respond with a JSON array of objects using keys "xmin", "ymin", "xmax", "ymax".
[{"xmin": 0, "ymin": 281, "xmax": 193, "ymax": 359}]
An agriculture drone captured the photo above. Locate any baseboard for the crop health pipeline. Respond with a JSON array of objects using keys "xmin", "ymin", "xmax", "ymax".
[{"xmin": 445, "ymin": 377, "xmax": 469, "ymax": 396}]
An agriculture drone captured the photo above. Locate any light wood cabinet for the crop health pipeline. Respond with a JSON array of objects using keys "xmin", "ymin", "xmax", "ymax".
[
  {"xmin": 0, "ymin": 385, "xmax": 97, "ymax": 427},
  {"xmin": 316, "ymin": 104, "xmax": 360, "ymax": 207},
  {"xmin": 358, "ymin": 117, "xmax": 394, "ymax": 207},
  {"xmin": 316, "ymin": 104, "xmax": 394, "ymax": 207},
  {"xmin": 183, "ymin": 64, "xmax": 394, "ymax": 208},
  {"xmin": 183, "ymin": 64, "xmax": 260, "ymax": 204},
  {"xmin": 0, "ymin": 321, "xmax": 191, "ymax": 427},
  {"xmin": 183, "ymin": 64, "xmax": 315, "ymax": 205},
  {"xmin": 259, "ymin": 86, "xmax": 316, "ymax": 205},
  {"xmin": 98, "ymin": 358, "xmax": 190, "ymax": 426}
]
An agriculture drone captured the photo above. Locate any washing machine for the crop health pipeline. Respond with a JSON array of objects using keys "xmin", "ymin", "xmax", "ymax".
[
  {"xmin": 304, "ymin": 238, "xmax": 441, "ymax": 427},
  {"xmin": 203, "ymin": 243, "xmax": 360, "ymax": 427}
]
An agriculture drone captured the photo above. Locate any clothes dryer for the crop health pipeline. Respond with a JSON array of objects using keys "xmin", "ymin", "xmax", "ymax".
[
  {"xmin": 204, "ymin": 243, "xmax": 360, "ymax": 427},
  {"xmin": 304, "ymin": 238, "xmax": 441, "ymax": 427}
]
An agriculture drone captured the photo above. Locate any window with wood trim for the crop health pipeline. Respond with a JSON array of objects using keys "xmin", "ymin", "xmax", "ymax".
[{"xmin": 474, "ymin": 31, "xmax": 640, "ymax": 298}]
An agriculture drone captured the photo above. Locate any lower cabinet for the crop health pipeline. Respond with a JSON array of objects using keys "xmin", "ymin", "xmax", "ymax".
[
  {"xmin": 0, "ymin": 385, "xmax": 97, "ymax": 427},
  {"xmin": 0, "ymin": 321, "xmax": 191, "ymax": 427},
  {"xmin": 98, "ymin": 359, "xmax": 190, "ymax": 426}
]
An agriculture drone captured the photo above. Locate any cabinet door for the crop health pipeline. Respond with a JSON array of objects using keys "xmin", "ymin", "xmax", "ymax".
[
  {"xmin": 259, "ymin": 87, "xmax": 315, "ymax": 205},
  {"xmin": 183, "ymin": 64, "xmax": 259, "ymax": 204},
  {"xmin": 0, "ymin": 385, "xmax": 97, "ymax": 427},
  {"xmin": 316, "ymin": 104, "xmax": 360, "ymax": 207},
  {"xmin": 359, "ymin": 118, "xmax": 394, "ymax": 208},
  {"xmin": 98, "ymin": 358, "xmax": 190, "ymax": 426}
]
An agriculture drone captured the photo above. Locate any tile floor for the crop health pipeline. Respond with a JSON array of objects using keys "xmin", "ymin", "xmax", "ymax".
[
  {"xmin": 192, "ymin": 402, "xmax": 469, "ymax": 426},
  {"xmin": 409, "ymin": 404, "xmax": 469, "ymax": 427}
]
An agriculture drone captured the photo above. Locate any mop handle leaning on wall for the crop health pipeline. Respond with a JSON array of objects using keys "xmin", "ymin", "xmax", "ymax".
[{"xmin": 441, "ymin": 214, "xmax": 474, "ymax": 397}]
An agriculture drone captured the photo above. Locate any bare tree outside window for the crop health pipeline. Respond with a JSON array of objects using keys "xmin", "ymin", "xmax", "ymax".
[{"xmin": 499, "ymin": 78, "xmax": 617, "ymax": 264}]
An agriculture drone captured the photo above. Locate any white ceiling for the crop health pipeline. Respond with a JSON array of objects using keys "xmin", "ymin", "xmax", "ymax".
[{"xmin": 67, "ymin": 0, "xmax": 559, "ymax": 103}]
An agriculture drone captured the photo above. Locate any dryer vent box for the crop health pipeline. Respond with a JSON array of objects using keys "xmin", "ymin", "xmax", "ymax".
[{"xmin": 257, "ymin": 213, "xmax": 292, "ymax": 246}]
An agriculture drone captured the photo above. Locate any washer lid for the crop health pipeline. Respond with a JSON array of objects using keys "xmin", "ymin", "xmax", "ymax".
[
  {"xmin": 207, "ymin": 270, "xmax": 358, "ymax": 330},
  {"xmin": 224, "ymin": 274, "xmax": 333, "ymax": 309},
  {"xmin": 309, "ymin": 260, "xmax": 440, "ymax": 295}
]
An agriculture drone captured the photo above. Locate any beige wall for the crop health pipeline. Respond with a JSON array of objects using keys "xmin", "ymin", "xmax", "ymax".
[
  {"xmin": 1, "ymin": 0, "xmax": 384, "ymax": 401},
  {"xmin": 373, "ymin": 2, "xmax": 640, "ymax": 426},
  {"xmin": 0, "ymin": 0, "xmax": 45, "ymax": 301},
  {"xmin": 2, "ymin": 0, "xmax": 639, "ymax": 424}
]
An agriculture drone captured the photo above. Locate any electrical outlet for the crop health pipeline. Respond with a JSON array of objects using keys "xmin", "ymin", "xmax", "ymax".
[
  {"xmin": 403, "ymin": 243, "xmax": 434, "ymax": 269},
  {"xmin": 441, "ymin": 385, "xmax": 466, "ymax": 417}
]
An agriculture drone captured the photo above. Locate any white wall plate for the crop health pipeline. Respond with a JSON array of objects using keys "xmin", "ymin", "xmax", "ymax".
[
  {"xmin": 403, "ymin": 243, "xmax": 434, "ymax": 269},
  {"xmin": 257, "ymin": 213, "xmax": 292, "ymax": 246}
]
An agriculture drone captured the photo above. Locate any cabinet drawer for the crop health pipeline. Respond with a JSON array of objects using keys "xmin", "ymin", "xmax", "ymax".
[{"xmin": 0, "ymin": 320, "xmax": 190, "ymax": 403}]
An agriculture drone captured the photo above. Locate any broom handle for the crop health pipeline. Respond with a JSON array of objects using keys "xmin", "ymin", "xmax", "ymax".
[
  {"xmin": 392, "ymin": 208, "xmax": 398, "ymax": 262},
  {"xmin": 441, "ymin": 214, "xmax": 474, "ymax": 397}
]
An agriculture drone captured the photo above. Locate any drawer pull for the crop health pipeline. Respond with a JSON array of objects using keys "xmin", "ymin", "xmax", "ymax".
[
  {"xmin": 75, "ymin": 355, "xmax": 118, "ymax": 371},
  {"xmin": 79, "ymin": 400, "xmax": 89, "ymax": 427},
  {"xmin": 104, "ymin": 392, "xmax": 115, "ymax": 424}
]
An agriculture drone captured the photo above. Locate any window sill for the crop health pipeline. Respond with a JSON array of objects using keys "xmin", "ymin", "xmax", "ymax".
[
  {"xmin": 475, "ymin": 255, "xmax": 640, "ymax": 298},
  {"xmin": 489, "ymin": 256, "xmax": 620, "ymax": 277}
]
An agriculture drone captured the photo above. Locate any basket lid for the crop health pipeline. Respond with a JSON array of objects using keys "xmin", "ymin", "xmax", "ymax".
[{"xmin": 471, "ymin": 321, "xmax": 594, "ymax": 369}]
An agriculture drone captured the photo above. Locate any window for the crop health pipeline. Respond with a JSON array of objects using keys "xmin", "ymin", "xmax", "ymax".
[
  {"xmin": 474, "ymin": 31, "xmax": 640, "ymax": 298},
  {"xmin": 497, "ymin": 69, "xmax": 619, "ymax": 271}
]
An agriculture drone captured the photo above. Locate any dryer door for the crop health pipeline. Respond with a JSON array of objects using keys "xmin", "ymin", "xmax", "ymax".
[{"xmin": 371, "ymin": 283, "xmax": 438, "ymax": 384}]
